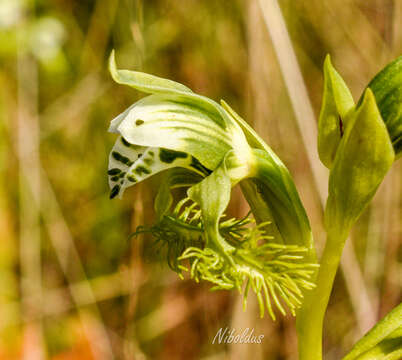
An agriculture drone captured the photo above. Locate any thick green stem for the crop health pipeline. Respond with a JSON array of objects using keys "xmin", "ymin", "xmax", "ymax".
[{"xmin": 296, "ymin": 227, "xmax": 348, "ymax": 360}]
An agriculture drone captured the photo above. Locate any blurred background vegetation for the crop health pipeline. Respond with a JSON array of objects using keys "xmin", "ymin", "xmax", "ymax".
[{"xmin": 0, "ymin": 0, "xmax": 400, "ymax": 359}]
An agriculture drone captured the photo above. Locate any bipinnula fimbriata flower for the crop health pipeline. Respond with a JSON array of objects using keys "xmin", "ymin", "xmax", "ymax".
[{"xmin": 107, "ymin": 51, "xmax": 318, "ymax": 319}]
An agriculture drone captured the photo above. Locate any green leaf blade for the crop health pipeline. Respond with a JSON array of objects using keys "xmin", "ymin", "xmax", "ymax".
[{"xmin": 343, "ymin": 303, "xmax": 402, "ymax": 360}]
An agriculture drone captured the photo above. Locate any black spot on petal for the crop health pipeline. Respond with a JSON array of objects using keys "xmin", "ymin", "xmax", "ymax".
[
  {"xmin": 134, "ymin": 166, "xmax": 151, "ymax": 176},
  {"xmin": 108, "ymin": 168, "xmax": 121, "ymax": 175},
  {"xmin": 339, "ymin": 116, "xmax": 344, "ymax": 137},
  {"xmin": 159, "ymin": 148, "xmax": 188, "ymax": 163},
  {"xmin": 110, "ymin": 185, "xmax": 120, "ymax": 199},
  {"xmin": 112, "ymin": 151, "xmax": 133, "ymax": 166}
]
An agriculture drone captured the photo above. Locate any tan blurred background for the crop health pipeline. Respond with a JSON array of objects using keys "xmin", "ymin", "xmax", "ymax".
[{"xmin": 0, "ymin": 0, "xmax": 401, "ymax": 359}]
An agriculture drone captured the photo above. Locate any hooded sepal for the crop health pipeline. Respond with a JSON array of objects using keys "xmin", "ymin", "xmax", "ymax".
[{"xmin": 220, "ymin": 100, "xmax": 315, "ymax": 256}]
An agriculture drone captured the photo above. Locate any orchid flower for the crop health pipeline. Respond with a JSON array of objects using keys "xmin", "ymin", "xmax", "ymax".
[{"xmin": 107, "ymin": 51, "xmax": 318, "ymax": 319}]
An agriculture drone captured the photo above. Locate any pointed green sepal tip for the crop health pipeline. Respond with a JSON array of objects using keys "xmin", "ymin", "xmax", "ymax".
[
  {"xmin": 318, "ymin": 55, "xmax": 355, "ymax": 169},
  {"xmin": 108, "ymin": 49, "xmax": 192, "ymax": 94},
  {"xmin": 366, "ymin": 55, "xmax": 402, "ymax": 159},
  {"xmin": 325, "ymin": 87, "xmax": 395, "ymax": 231},
  {"xmin": 108, "ymin": 49, "xmax": 118, "ymax": 82}
]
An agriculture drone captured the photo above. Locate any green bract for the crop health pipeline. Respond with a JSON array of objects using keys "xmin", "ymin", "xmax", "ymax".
[
  {"xmin": 318, "ymin": 55, "xmax": 355, "ymax": 169},
  {"xmin": 107, "ymin": 51, "xmax": 318, "ymax": 318}
]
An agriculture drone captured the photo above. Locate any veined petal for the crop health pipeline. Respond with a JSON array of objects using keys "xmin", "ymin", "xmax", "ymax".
[{"xmin": 113, "ymin": 95, "xmax": 234, "ymax": 170}]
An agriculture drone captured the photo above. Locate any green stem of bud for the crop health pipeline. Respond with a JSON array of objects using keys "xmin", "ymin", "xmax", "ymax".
[{"xmin": 296, "ymin": 225, "xmax": 348, "ymax": 360}]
